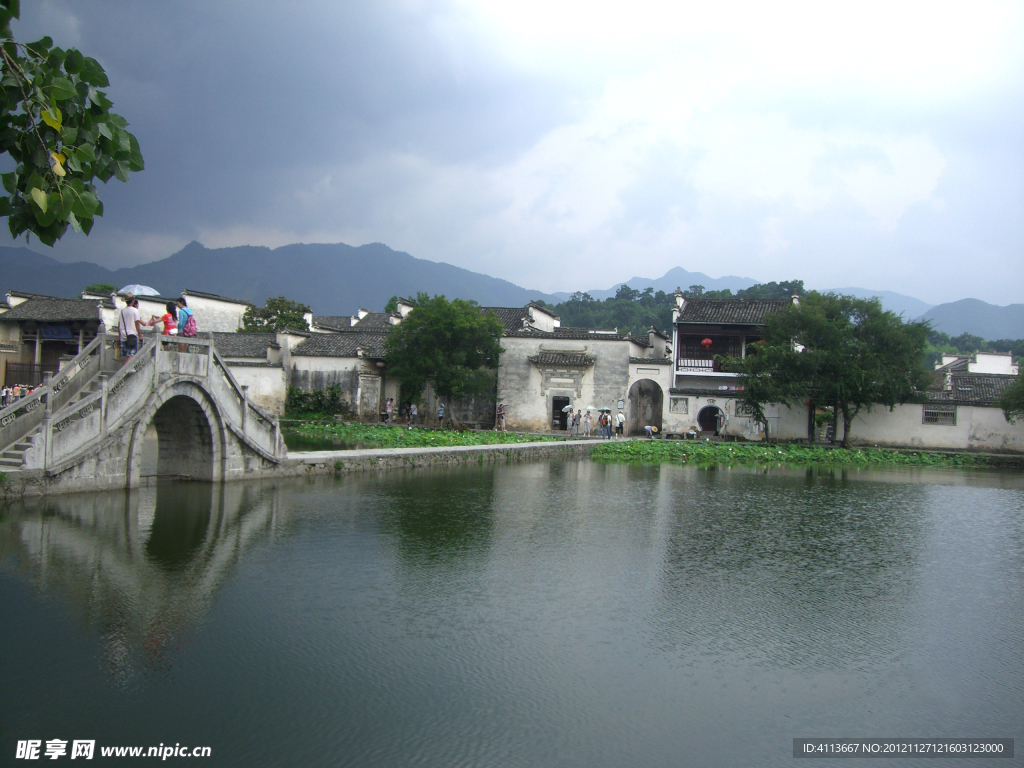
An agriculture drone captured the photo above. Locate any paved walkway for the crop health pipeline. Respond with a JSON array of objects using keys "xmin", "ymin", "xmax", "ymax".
[{"xmin": 287, "ymin": 438, "xmax": 599, "ymax": 465}]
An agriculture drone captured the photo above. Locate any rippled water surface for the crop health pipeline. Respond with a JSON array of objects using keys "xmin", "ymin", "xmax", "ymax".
[{"xmin": 2, "ymin": 462, "xmax": 1023, "ymax": 767}]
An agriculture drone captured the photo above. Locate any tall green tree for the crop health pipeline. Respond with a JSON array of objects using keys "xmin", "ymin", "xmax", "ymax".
[
  {"xmin": 384, "ymin": 294, "xmax": 503, "ymax": 428},
  {"xmin": 732, "ymin": 293, "xmax": 931, "ymax": 447},
  {"xmin": 998, "ymin": 373, "xmax": 1024, "ymax": 424},
  {"xmin": 240, "ymin": 296, "xmax": 310, "ymax": 333},
  {"xmin": 0, "ymin": 1, "xmax": 142, "ymax": 244}
]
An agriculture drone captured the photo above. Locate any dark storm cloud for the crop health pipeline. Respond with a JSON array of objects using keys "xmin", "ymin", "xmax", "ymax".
[{"xmin": 13, "ymin": 0, "xmax": 580, "ymax": 263}]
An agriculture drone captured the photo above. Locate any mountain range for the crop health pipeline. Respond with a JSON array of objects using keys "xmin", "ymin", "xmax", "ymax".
[{"xmin": 2, "ymin": 242, "xmax": 1021, "ymax": 340}]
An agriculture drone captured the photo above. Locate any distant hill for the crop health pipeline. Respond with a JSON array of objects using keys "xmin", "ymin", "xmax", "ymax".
[
  {"xmin": 0, "ymin": 242, "xmax": 562, "ymax": 314},
  {"xmin": 827, "ymin": 287, "xmax": 934, "ymax": 319},
  {"xmin": 919, "ymin": 299, "xmax": 1024, "ymax": 340},
  {"xmin": 557, "ymin": 266, "xmax": 758, "ymax": 301}
]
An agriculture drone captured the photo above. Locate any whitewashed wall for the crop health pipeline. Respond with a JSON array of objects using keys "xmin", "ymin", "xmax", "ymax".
[
  {"xmin": 846, "ymin": 403, "xmax": 1024, "ymax": 452},
  {"xmin": 498, "ymin": 337, "xmax": 647, "ymax": 432},
  {"xmin": 181, "ymin": 294, "xmax": 248, "ymax": 333},
  {"xmin": 225, "ymin": 364, "xmax": 288, "ymax": 415}
]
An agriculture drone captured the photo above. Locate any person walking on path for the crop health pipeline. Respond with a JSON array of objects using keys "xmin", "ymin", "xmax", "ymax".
[
  {"xmin": 615, "ymin": 410, "xmax": 625, "ymax": 439},
  {"xmin": 385, "ymin": 397, "xmax": 394, "ymax": 424},
  {"xmin": 437, "ymin": 402, "xmax": 445, "ymax": 428},
  {"xmin": 583, "ymin": 410, "xmax": 592, "ymax": 436},
  {"xmin": 571, "ymin": 409, "xmax": 581, "ymax": 436},
  {"xmin": 176, "ymin": 297, "xmax": 196, "ymax": 352},
  {"xmin": 495, "ymin": 403, "xmax": 506, "ymax": 432},
  {"xmin": 409, "ymin": 402, "xmax": 418, "ymax": 425},
  {"xmin": 118, "ymin": 298, "xmax": 143, "ymax": 364}
]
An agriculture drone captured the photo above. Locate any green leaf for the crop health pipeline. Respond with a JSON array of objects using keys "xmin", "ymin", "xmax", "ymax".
[
  {"xmin": 0, "ymin": 196, "xmax": 12, "ymax": 217},
  {"xmin": 80, "ymin": 57, "xmax": 109, "ymax": 87},
  {"xmin": 1, "ymin": 172, "xmax": 14, "ymax": 194},
  {"xmin": 29, "ymin": 187, "xmax": 47, "ymax": 213},
  {"xmin": 96, "ymin": 121, "xmax": 112, "ymax": 140},
  {"xmin": 25, "ymin": 36, "xmax": 53, "ymax": 55},
  {"xmin": 74, "ymin": 144, "xmax": 96, "ymax": 163},
  {"xmin": 66, "ymin": 210, "xmax": 82, "ymax": 233},
  {"xmin": 49, "ymin": 76, "xmax": 77, "ymax": 101},
  {"xmin": 46, "ymin": 47, "xmax": 66, "ymax": 70},
  {"xmin": 112, "ymin": 159, "xmax": 130, "ymax": 182},
  {"xmin": 127, "ymin": 132, "xmax": 143, "ymax": 170},
  {"xmin": 63, "ymin": 49, "xmax": 84, "ymax": 75}
]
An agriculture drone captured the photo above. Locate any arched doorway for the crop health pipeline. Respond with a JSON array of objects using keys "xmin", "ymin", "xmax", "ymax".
[
  {"xmin": 697, "ymin": 405, "xmax": 722, "ymax": 435},
  {"xmin": 139, "ymin": 395, "xmax": 217, "ymax": 481},
  {"xmin": 627, "ymin": 379, "xmax": 663, "ymax": 436}
]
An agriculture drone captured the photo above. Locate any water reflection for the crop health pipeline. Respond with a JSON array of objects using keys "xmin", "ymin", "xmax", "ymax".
[
  {"xmin": 0, "ymin": 481, "xmax": 284, "ymax": 680},
  {"xmin": 374, "ymin": 467, "xmax": 496, "ymax": 562},
  {"xmin": 0, "ymin": 463, "xmax": 1021, "ymax": 768}
]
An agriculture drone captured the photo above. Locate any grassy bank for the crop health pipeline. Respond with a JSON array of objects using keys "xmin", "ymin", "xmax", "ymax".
[
  {"xmin": 290, "ymin": 422, "xmax": 557, "ymax": 449},
  {"xmin": 591, "ymin": 440, "xmax": 991, "ymax": 468}
]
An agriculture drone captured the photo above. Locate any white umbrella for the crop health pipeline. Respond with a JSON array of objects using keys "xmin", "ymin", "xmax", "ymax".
[
  {"xmin": 561, "ymin": 404, "xmax": 573, "ymax": 413},
  {"xmin": 118, "ymin": 284, "xmax": 160, "ymax": 296}
]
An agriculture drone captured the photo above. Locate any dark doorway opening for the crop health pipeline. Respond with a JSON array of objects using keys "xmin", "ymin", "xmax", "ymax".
[
  {"xmin": 552, "ymin": 396, "xmax": 570, "ymax": 430},
  {"xmin": 697, "ymin": 406, "xmax": 722, "ymax": 435},
  {"xmin": 627, "ymin": 379, "xmax": 663, "ymax": 436}
]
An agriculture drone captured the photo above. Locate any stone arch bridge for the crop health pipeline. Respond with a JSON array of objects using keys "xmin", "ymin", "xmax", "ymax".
[{"xmin": 0, "ymin": 332, "xmax": 285, "ymax": 493}]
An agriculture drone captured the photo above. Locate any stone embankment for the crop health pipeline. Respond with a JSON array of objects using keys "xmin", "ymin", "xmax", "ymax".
[
  {"xmin": 283, "ymin": 439, "xmax": 597, "ymax": 475},
  {"xmin": 0, "ymin": 440, "xmax": 598, "ymax": 496}
]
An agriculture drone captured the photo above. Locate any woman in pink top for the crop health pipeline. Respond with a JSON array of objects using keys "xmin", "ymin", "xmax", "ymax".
[{"xmin": 146, "ymin": 302, "xmax": 178, "ymax": 336}]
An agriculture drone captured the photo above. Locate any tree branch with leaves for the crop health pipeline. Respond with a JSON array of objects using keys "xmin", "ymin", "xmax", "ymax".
[
  {"xmin": 0, "ymin": 0, "xmax": 142, "ymax": 244},
  {"xmin": 731, "ymin": 293, "xmax": 931, "ymax": 447},
  {"xmin": 383, "ymin": 295, "xmax": 503, "ymax": 429}
]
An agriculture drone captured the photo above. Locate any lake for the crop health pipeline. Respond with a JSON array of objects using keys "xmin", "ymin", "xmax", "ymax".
[{"xmin": 2, "ymin": 461, "xmax": 1022, "ymax": 767}]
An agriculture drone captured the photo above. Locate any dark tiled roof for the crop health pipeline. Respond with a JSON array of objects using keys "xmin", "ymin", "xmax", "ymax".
[
  {"xmin": 934, "ymin": 356, "xmax": 970, "ymax": 372},
  {"xmin": 182, "ymin": 289, "xmax": 252, "ymax": 306},
  {"xmin": 313, "ymin": 315, "xmax": 353, "ymax": 331},
  {"xmin": 291, "ymin": 332, "xmax": 388, "ymax": 358},
  {"xmin": 213, "ymin": 332, "xmax": 277, "ymax": 358},
  {"xmin": 482, "ymin": 307, "xmax": 530, "ymax": 333},
  {"xmin": 528, "ymin": 352, "xmax": 596, "ymax": 367},
  {"xmin": 676, "ymin": 299, "xmax": 790, "ymax": 325},
  {"xmin": 223, "ymin": 361, "xmax": 283, "ymax": 368},
  {"xmin": 352, "ymin": 312, "xmax": 398, "ymax": 328},
  {"xmin": 1, "ymin": 297, "xmax": 105, "ymax": 322},
  {"xmin": 630, "ymin": 357, "xmax": 672, "ymax": 365},
  {"xmin": 12, "ymin": 289, "xmax": 114, "ymax": 309},
  {"xmin": 927, "ymin": 373, "xmax": 1016, "ymax": 406}
]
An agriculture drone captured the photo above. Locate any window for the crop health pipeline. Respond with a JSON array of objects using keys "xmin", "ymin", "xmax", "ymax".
[
  {"xmin": 670, "ymin": 396, "xmax": 688, "ymax": 414},
  {"xmin": 922, "ymin": 404, "xmax": 956, "ymax": 426},
  {"xmin": 735, "ymin": 402, "xmax": 756, "ymax": 417}
]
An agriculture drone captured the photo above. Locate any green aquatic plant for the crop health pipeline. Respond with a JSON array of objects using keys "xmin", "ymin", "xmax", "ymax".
[
  {"xmin": 292, "ymin": 423, "xmax": 556, "ymax": 450},
  {"xmin": 590, "ymin": 440, "xmax": 985, "ymax": 468}
]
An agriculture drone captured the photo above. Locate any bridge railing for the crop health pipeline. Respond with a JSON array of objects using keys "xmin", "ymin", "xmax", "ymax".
[
  {"xmin": 40, "ymin": 336, "xmax": 162, "ymax": 471},
  {"xmin": 41, "ymin": 332, "xmax": 282, "ymax": 473},
  {"xmin": 208, "ymin": 347, "xmax": 283, "ymax": 460},
  {"xmin": 0, "ymin": 333, "xmax": 105, "ymax": 454}
]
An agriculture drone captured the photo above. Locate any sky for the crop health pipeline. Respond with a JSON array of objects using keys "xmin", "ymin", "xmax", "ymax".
[{"xmin": 8, "ymin": 0, "xmax": 1024, "ymax": 305}]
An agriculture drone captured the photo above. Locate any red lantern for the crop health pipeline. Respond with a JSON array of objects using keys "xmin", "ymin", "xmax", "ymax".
[{"xmin": 701, "ymin": 338, "xmax": 713, "ymax": 349}]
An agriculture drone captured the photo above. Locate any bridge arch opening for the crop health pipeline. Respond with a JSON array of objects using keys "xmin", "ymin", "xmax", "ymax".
[{"xmin": 140, "ymin": 395, "xmax": 217, "ymax": 481}]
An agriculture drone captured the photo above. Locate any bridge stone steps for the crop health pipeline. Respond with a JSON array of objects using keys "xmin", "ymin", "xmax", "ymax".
[{"xmin": 0, "ymin": 427, "xmax": 42, "ymax": 468}]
